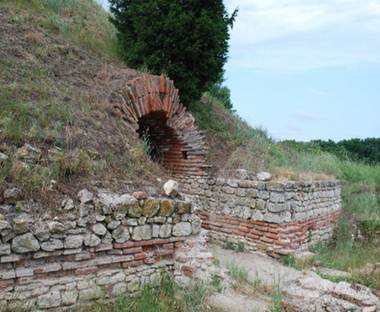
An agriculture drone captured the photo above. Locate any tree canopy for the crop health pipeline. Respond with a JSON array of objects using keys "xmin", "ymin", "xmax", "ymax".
[{"xmin": 109, "ymin": 0, "xmax": 237, "ymax": 106}]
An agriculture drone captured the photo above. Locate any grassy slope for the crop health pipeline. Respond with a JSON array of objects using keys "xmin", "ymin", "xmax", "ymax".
[
  {"xmin": 0, "ymin": 0, "xmax": 166, "ymax": 210},
  {"xmin": 191, "ymin": 96, "xmax": 380, "ymax": 286}
]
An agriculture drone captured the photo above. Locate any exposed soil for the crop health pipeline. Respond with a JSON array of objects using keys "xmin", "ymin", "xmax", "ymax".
[{"xmin": 0, "ymin": 6, "xmax": 168, "ymax": 211}]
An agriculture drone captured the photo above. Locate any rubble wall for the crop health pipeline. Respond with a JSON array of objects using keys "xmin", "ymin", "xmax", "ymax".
[
  {"xmin": 0, "ymin": 189, "xmax": 209, "ymax": 310},
  {"xmin": 178, "ymin": 175, "xmax": 342, "ymax": 256}
]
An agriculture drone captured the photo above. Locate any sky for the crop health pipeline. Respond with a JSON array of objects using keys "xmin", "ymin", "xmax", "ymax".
[{"xmin": 98, "ymin": 0, "xmax": 380, "ymax": 141}]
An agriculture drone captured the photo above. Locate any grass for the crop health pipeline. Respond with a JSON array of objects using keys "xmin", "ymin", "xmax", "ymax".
[
  {"xmin": 74, "ymin": 273, "xmax": 210, "ymax": 312},
  {"xmin": 223, "ymin": 241, "xmax": 245, "ymax": 253},
  {"xmin": 193, "ymin": 94, "xmax": 380, "ymax": 274},
  {"xmin": 1, "ymin": 0, "xmax": 120, "ymax": 60}
]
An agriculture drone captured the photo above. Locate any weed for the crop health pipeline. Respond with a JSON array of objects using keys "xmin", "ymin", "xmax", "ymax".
[
  {"xmin": 75, "ymin": 272, "xmax": 209, "ymax": 312},
  {"xmin": 223, "ymin": 241, "xmax": 245, "ymax": 253},
  {"xmin": 51, "ymin": 150, "xmax": 93, "ymax": 181},
  {"xmin": 227, "ymin": 262, "xmax": 249, "ymax": 284},
  {"xmin": 271, "ymin": 283, "xmax": 283, "ymax": 312},
  {"xmin": 280, "ymin": 255, "xmax": 296, "ymax": 268},
  {"xmin": 211, "ymin": 274, "xmax": 224, "ymax": 293}
]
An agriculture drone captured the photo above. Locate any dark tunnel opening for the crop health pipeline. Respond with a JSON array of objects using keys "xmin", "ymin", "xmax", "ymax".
[{"xmin": 137, "ymin": 111, "xmax": 187, "ymax": 172}]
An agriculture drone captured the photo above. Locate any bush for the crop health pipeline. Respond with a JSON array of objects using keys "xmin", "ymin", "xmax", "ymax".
[{"xmin": 109, "ymin": 0, "xmax": 237, "ymax": 105}]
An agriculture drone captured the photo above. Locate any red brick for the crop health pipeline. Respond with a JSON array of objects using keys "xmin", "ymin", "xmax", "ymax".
[
  {"xmin": 247, "ymin": 234, "xmax": 260, "ymax": 240},
  {"xmin": 134, "ymin": 253, "xmax": 148, "ymax": 260},
  {"xmin": 265, "ymin": 233, "xmax": 279, "ymax": 240},
  {"xmin": 123, "ymin": 247, "xmax": 143, "ymax": 255},
  {"xmin": 0, "ymin": 280, "xmax": 14, "ymax": 289},
  {"xmin": 261, "ymin": 236, "xmax": 273, "ymax": 244},
  {"xmin": 122, "ymin": 260, "xmax": 144, "ymax": 268},
  {"xmin": 76, "ymin": 266, "xmax": 98, "ymax": 275},
  {"xmin": 108, "ymin": 250, "xmax": 123, "ymax": 255},
  {"xmin": 254, "ymin": 225, "xmax": 268, "ymax": 232},
  {"xmin": 249, "ymin": 229, "xmax": 263, "ymax": 236},
  {"xmin": 155, "ymin": 249, "xmax": 174, "ymax": 256},
  {"xmin": 181, "ymin": 265, "xmax": 194, "ymax": 278}
]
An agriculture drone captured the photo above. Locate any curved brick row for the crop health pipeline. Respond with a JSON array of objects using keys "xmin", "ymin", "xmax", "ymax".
[{"xmin": 112, "ymin": 74, "xmax": 208, "ymax": 176}]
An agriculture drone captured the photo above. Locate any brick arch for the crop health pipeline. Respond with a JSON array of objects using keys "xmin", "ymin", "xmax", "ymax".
[{"xmin": 112, "ymin": 74, "xmax": 207, "ymax": 176}]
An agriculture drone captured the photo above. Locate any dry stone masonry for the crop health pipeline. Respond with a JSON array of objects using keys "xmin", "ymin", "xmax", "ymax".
[
  {"xmin": 0, "ymin": 188, "xmax": 211, "ymax": 310},
  {"xmin": 178, "ymin": 172, "xmax": 342, "ymax": 257}
]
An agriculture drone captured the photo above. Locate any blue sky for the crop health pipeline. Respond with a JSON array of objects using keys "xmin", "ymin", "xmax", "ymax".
[{"xmin": 98, "ymin": 0, "xmax": 380, "ymax": 141}]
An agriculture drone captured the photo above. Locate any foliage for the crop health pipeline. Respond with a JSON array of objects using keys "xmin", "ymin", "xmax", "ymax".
[
  {"xmin": 283, "ymin": 138, "xmax": 380, "ymax": 165},
  {"xmin": 207, "ymin": 81, "xmax": 234, "ymax": 110},
  {"xmin": 74, "ymin": 273, "xmax": 209, "ymax": 312},
  {"xmin": 109, "ymin": 0, "xmax": 237, "ymax": 105},
  {"xmin": 223, "ymin": 241, "xmax": 245, "ymax": 252},
  {"xmin": 227, "ymin": 262, "xmax": 249, "ymax": 284}
]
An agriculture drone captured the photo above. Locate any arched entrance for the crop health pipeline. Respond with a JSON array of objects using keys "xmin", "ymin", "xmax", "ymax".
[{"xmin": 111, "ymin": 74, "xmax": 207, "ymax": 176}]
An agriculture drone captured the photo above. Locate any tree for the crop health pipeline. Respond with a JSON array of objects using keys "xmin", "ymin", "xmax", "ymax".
[
  {"xmin": 109, "ymin": 0, "xmax": 237, "ymax": 105},
  {"xmin": 208, "ymin": 81, "xmax": 233, "ymax": 110}
]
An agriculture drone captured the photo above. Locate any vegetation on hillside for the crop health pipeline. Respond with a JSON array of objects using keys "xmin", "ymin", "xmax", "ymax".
[
  {"xmin": 283, "ymin": 138, "xmax": 380, "ymax": 165},
  {"xmin": 109, "ymin": 0, "xmax": 237, "ymax": 106},
  {"xmin": 0, "ymin": 0, "xmax": 165, "ymax": 208},
  {"xmin": 191, "ymin": 94, "xmax": 380, "ymax": 284}
]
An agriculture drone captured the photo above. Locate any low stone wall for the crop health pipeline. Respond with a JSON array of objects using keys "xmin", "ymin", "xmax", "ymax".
[
  {"xmin": 178, "ymin": 175, "xmax": 342, "ymax": 256},
  {"xmin": 0, "ymin": 188, "xmax": 207, "ymax": 310}
]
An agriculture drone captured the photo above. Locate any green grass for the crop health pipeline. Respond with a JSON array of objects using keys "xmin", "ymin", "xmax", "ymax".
[
  {"xmin": 1, "ymin": 0, "xmax": 120, "ymax": 60},
  {"xmin": 223, "ymin": 241, "xmax": 245, "ymax": 253},
  {"xmin": 194, "ymin": 94, "xmax": 380, "ymax": 286},
  {"xmin": 227, "ymin": 262, "xmax": 249, "ymax": 284},
  {"xmin": 74, "ymin": 273, "xmax": 209, "ymax": 312}
]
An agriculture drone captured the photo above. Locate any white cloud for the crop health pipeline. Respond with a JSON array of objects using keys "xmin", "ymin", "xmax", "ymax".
[{"xmin": 225, "ymin": 0, "xmax": 380, "ymax": 72}]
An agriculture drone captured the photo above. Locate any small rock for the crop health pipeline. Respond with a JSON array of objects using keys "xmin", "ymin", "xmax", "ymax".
[
  {"xmin": 172, "ymin": 222, "xmax": 192, "ymax": 236},
  {"xmin": 257, "ymin": 172, "xmax": 272, "ymax": 181},
  {"xmin": 41, "ymin": 238, "xmax": 63, "ymax": 252},
  {"xmin": 92, "ymin": 223, "xmax": 107, "ymax": 236},
  {"xmin": 0, "ymin": 220, "xmax": 11, "ymax": 231},
  {"xmin": 177, "ymin": 201, "xmax": 191, "ymax": 214},
  {"xmin": 13, "ymin": 219, "xmax": 29, "ymax": 234},
  {"xmin": 65, "ymin": 235, "xmax": 83, "ymax": 249},
  {"xmin": 16, "ymin": 144, "xmax": 41, "ymax": 164},
  {"xmin": 142, "ymin": 198, "xmax": 160, "ymax": 217},
  {"xmin": 132, "ymin": 191, "xmax": 148, "ymax": 200},
  {"xmin": 0, "ymin": 243, "xmax": 11, "ymax": 256},
  {"xmin": 107, "ymin": 220, "xmax": 121, "ymax": 230},
  {"xmin": 159, "ymin": 199, "xmax": 175, "ymax": 217},
  {"xmin": 3, "ymin": 187, "xmax": 22, "ymax": 203},
  {"xmin": 12, "ymin": 233, "xmax": 40, "ymax": 253},
  {"xmin": 132, "ymin": 225, "xmax": 152, "ymax": 241},
  {"xmin": 95, "ymin": 215, "xmax": 106, "ymax": 222},
  {"xmin": 83, "ymin": 234, "xmax": 101, "ymax": 247},
  {"xmin": 163, "ymin": 180, "xmax": 179, "ymax": 197},
  {"xmin": 159, "ymin": 224, "xmax": 172, "ymax": 238},
  {"xmin": 127, "ymin": 200, "xmax": 142, "ymax": 217},
  {"xmin": 48, "ymin": 221, "xmax": 65, "ymax": 234},
  {"xmin": 61, "ymin": 197, "xmax": 75, "ymax": 211},
  {"xmin": 112, "ymin": 226, "xmax": 130, "ymax": 243},
  {"xmin": 38, "ymin": 290, "xmax": 61, "ymax": 308},
  {"xmin": 77, "ymin": 189, "xmax": 93, "ymax": 204},
  {"xmin": 0, "ymin": 152, "xmax": 8, "ymax": 162},
  {"xmin": 33, "ymin": 222, "xmax": 50, "ymax": 241},
  {"xmin": 235, "ymin": 169, "xmax": 249, "ymax": 180}
]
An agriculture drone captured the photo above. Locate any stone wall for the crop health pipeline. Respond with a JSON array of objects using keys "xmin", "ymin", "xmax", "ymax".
[
  {"xmin": 178, "ymin": 174, "xmax": 342, "ymax": 257},
  {"xmin": 0, "ymin": 188, "xmax": 208, "ymax": 310}
]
